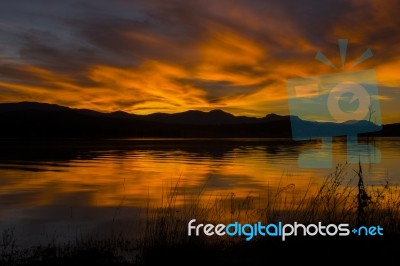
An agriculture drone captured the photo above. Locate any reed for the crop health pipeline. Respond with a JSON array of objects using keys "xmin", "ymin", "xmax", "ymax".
[{"xmin": 2, "ymin": 162, "xmax": 399, "ymax": 265}]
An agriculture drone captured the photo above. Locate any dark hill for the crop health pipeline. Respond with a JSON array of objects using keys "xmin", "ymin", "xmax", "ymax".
[
  {"xmin": 0, "ymin": 102, "xmax": 398, "ymax": 138},
  {"xmin": 0, "ymin": 102, "xmax": 293, "ymax": 138}
]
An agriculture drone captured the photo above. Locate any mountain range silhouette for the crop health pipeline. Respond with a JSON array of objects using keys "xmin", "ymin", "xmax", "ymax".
[{"xmin": 0, "ymin": 102, "xmax": 398, "ymax": 138}]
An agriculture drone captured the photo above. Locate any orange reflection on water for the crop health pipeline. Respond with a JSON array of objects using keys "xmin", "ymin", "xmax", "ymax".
[{"xmin": 0, "ymin": 138, "xmax": 398, "ymax": 215}]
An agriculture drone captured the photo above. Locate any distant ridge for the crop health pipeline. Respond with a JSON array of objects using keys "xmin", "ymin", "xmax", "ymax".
[
  {"xmin": 0, "ymin": 101, "xmax": 299, "ymax": 125},
  {"xmin": 0, "ymin": 102, "xmax": 70, "ymax": 112},
  {"xmin": 0, "ymin": 102, "xmax": 398, "ymax": 138}
]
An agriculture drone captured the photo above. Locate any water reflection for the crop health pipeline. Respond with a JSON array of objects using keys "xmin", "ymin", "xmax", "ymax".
[{"xmin": 0, "ymin": 138, "xmax": 399, "ymax": 246}]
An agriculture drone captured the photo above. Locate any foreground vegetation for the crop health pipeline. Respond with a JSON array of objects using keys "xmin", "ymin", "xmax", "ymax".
[{"xmin": 1, "ymin": 163, "xmax": 399, "ymax": 265}]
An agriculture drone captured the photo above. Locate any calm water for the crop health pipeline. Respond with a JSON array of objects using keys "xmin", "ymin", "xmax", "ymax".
[{"xmin": 0, "ymin": 137, "xmax": 399, "ymax": 246}]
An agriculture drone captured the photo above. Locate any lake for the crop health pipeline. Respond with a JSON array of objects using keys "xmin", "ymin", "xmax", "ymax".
[{"xmin": 0, "ymin": 137, "xmax": 399, "ymax": 247}]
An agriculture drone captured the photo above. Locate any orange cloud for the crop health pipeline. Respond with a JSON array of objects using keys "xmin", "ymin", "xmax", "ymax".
[
  {"xmin": 1, "ymin": 0, "xmax": 399, "ymax": 123},
  {"xmin": 375, "ymin": 58, "xmax": 400, "ymax": 88},
  {"xmin": 1, "ymin": 28, "xmax": 307, "ymax": 117}
]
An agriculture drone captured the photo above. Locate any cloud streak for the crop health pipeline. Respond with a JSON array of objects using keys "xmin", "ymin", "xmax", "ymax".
[{"xmin": 0, "ymin": 0, "xmax": 399, "ymax": 121}]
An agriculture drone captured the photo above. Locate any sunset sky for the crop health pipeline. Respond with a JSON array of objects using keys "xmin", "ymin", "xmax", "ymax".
[{"xmin": 0, "ymin": 0, "xmax": 399, "ymax": 123}]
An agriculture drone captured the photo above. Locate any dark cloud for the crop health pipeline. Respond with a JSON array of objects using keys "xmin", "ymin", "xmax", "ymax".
[
  {"xmin": 2, "ymin": 0, "xmax": 399, "ymax": 69},
  {"xmin": 0, "ymin": 0, "xmax": 399, "ymax": 120},
  {"xmin": 177, "ymin": 78, "xmax": 265, "ymax": 103}
]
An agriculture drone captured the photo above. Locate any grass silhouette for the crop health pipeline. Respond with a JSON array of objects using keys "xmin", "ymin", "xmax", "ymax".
[{"xmin": 1, "ymin": 163, "xmax": 399, "ymax": 265}]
